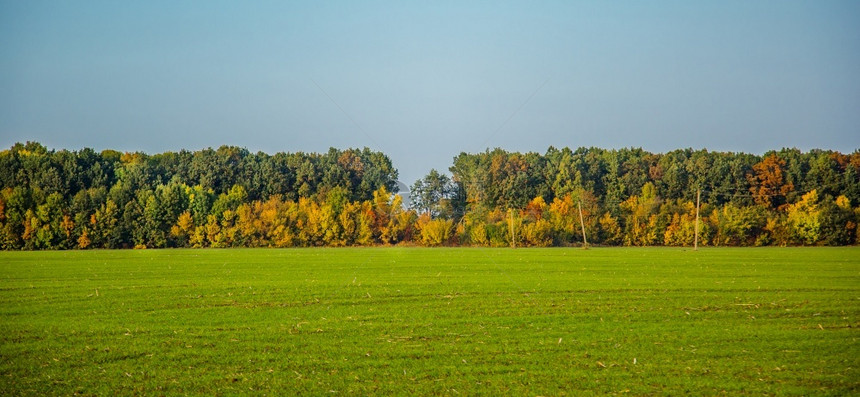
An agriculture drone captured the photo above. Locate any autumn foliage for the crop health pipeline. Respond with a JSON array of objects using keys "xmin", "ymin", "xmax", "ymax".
[{"xmin": 1, "ymin": 143, "xmax": 859, "ymax": 249}]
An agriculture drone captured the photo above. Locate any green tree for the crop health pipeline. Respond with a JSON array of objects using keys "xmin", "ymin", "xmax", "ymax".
[
  {"xmin": 410, "ymin": 169, "xmax": 457, "ymax": 219},
  {"xmin": 709, "ymin": 203, "xmax": 765, "ymax": 246},
  {"xmin": 818, "ymin": 195, "xmax": 856, "ymax": 245},
  {"xmin": 92, "ymin": 200, "xmax": 121, "ymax": 248}
]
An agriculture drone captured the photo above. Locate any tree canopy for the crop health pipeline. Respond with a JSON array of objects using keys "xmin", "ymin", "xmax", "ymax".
[{"xmin": 1, "ymin": 142, "xmax": 858, "ymax": 249}]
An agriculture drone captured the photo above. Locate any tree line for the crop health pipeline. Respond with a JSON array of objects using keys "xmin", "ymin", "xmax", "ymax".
[
  {"xmin": 0, "ymin": 142, "xmax": 401, "ymax": 249},
  {"xmin": 415, "ymin": 147, "xmax": 860, "ymax": 247},
  {"xmin": 1, "ymin": 142, "xmax": 858, "ymax": 249}
]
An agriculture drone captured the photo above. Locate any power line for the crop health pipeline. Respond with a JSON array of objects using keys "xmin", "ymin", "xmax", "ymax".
[
  {"xmin": 700, "ymin": 179, "xmax": 853, "ymax": 199},
  {"xmin": 310, "ymin": 78, "xmax": 384, "ymax": 151},
  {"xmin": 477, "ymin": 78, "xmax": 551, "ymax": 151}
]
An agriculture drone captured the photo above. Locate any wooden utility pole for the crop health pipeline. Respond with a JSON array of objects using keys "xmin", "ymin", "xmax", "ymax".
[
  {"xmin": 694, "ymin": 188, "xmax": 700, "ymax": 251},
  {"xmin": 578, "ymin": 200, "xmax": 588, "ymax": 249},
  {"xmin": 509, "ymin": 208, "xmax": 516, "ymax": 249}
]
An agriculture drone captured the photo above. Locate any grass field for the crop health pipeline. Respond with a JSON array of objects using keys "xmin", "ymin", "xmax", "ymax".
[{"xmin": 0, "ymin": 247, "xmax": 858, "ymax": 395}]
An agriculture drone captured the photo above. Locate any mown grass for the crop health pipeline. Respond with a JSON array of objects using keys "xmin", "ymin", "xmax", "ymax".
[{"xmin": 0, "ymin": 247, "xmax": 858, "ymax": 395}]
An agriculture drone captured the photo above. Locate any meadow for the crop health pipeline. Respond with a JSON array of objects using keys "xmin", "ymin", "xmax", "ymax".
[{"xmin": 0, "ymin": 247, "xmax": 857, "ymax": 395}]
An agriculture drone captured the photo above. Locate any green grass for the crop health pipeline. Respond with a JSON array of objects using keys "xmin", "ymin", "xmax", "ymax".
[{"xmin": 1, "ymin": 247, "xmax": 858, "ymax": 395}]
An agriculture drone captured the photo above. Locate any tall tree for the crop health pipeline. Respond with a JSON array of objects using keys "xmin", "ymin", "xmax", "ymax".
[
  {"xmin": 410, "ymin": 169, "xmax": 457, "ymax": 219},
  {"xmin": 748, "ymin": 154, "xmax": 794, "ymax": 209}
]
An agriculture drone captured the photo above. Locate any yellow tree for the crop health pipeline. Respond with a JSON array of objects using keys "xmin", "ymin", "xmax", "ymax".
[
  {"xmin": 60, "ymin": 214, "xmax": 75, "ymax": 249},
  {"xmin": 235, "ymin": 202, "xmax": 260, "ymax": 247},
  {"xmin": 355, "ymin": 202, "xmax": 374, "ymax": 246},
  {"xmin": 190, "ymin": 225, "xmax": 207, "ymax": 248},
  {"xmin": 620, "ymin": 183, "xmax": 660, "ymax": 246},
  {"xmin": 468, "ymin": 221, "xmax": 489, "ymax": 246},
  {"xmin": 339, "ymin": 201, "xmax": 360, "ymax": 246},
  {"xmin": 170, "ymin": 211, "xmax": 195, "ymax": 247},
  {"xmin": 416, "ymin": 212, "xmax": 452, "ymax": 246},
  {"xmin": 786, "ymin": 189, "xmax": 821, "ymax": 245},
  {"xmin": 662, "ymin": 200, "xmax": 708, "ymax": 246},
  {"xmin": 219, "ymin": 209, "xmax": 238, "ymax": 247},
  {"xmin": 395, "ymin": 209, "xmax": 417, "ymax": 243},
  {"xmin": 547, "ymin": 194, "xmax": 575, "ymax": 244},
  {"xmin": 320, "ymin": 203, "xmax": 344, "ymax": 246},
  {"xmin": 297, "ymin": 197, "xmax": 324, "ymax": 246},
  {"xmin": 598, "ymin": 212, "xmax": 623, "ymax": 245},
  {"xmin": 270, "ymin": 199, "xmax": 299, "ymax": 247},
  {"xmin": 77, "ymin": 227, "xmax": 91, "ymax": 249},
  {"xmin": 204, "ymin": 214, "xmax": 221, "ymax": 247},
  {"xmin": 519, "ymin": 196, "xmax": 551, "ymax": 246},
  {"xmin": 372, "ymin": 187, "xmax": 409, "ymax": 244}
]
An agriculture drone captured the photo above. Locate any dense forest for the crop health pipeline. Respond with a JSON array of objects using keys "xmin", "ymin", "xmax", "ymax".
[
  {"xmin": 1, "ymin": 142, "xmax": 858, "ymax": 249},
  {"xmin": 437, "ymin": 147, "xmax": 860, "ymax": 247}
]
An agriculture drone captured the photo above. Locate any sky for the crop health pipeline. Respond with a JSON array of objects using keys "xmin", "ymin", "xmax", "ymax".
[{"xmin": 1, "ymin": 1, "xmax": 859, "ymax": 185}]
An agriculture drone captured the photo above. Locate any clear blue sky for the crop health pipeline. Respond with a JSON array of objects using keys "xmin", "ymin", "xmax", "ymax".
[{"xmin": 2, "ymin": 1, "xmax": 859, "ymax": 184}]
